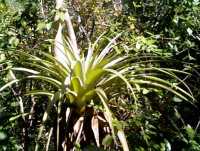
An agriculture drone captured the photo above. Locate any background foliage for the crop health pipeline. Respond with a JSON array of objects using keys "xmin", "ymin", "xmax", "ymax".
[{"xmin": 0, "ymin": 0, "xmax": 200, "ymax": 150}]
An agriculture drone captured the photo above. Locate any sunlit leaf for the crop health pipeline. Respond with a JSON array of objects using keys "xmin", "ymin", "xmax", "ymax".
[{"xmin": 0, "ymin": 131, "xmax": 7, "ymax": 141}]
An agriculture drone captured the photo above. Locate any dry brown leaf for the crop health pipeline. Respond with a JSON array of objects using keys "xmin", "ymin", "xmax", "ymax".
[
  {"xmin": 91, "ymin": 115, "xmax": 100, "ymax": 147},
  {"xmin": 73, "ymin": 117, "xmax": 84, "ymax": 136},
  {"xmin": 117, "ymin": 130, "xmax": 129, "ymax": 151}
]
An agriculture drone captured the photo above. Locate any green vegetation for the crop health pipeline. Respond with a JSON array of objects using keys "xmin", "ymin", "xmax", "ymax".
[{"xmin": 0, "ymin": 0, "xmax": 200, "ymax": 150}]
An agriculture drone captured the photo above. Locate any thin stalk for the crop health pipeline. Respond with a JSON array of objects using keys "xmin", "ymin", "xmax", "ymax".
[
  {"xmin": 57, "ymin": 101, "xmax": 62, "ymax": 151},
  {"xmin": 35, "ymin": 97, "xmax": 53, "ymax": 151},
  {"xmin": 46, "ymin": 127, "xmax": 54, "ymax": 151},
  {"xmin": 11, "ymin": 85, "xmax": 28, "ymax": 150},
  {"xmin": 28, "ymin": 80, "xmax": 36, "ymax": 127}
]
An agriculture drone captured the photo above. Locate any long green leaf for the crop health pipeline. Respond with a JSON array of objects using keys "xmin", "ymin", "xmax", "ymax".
[
  {"xmin": 0, "ymin": 79, "xmax": 19, "ymax": 92},
  {"xmin": 23, "ymin": 62, "xmax": 64, "ymax": 80},
  {"xmin": 131, "ymin": 79, "xmax": 191, "ymax": 102},
  {"xmin": 9, "ymin": 113, "xmax": 29, "ymax": 122},
  {"xmin": 25, "ymin": 90, "xmax": 54, "ymax": 96},
  {"xmin": 95, "ymin": 88, "xmax": 117, "ymax": 145},
  {"xmin": 96, "ymin": 88, "xmax": 129, "ymax": 151},
  {"xmin": 11, "ymin": 67, "xmax": 40, "ymax": 74},
  {"xmin": 25, "ymin": 75, "xmax": 62, "ymax": 88},
  {"xmin": 105, "ymin": 68, "xmax": 138, "ymax": 109},
  {"xmin": 94, "ymin": 33, "xmax": 121, "ymax": 65},
  {"xmin": 134, "ymin": 75, "xmax": 194, "ymax": 100}
]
